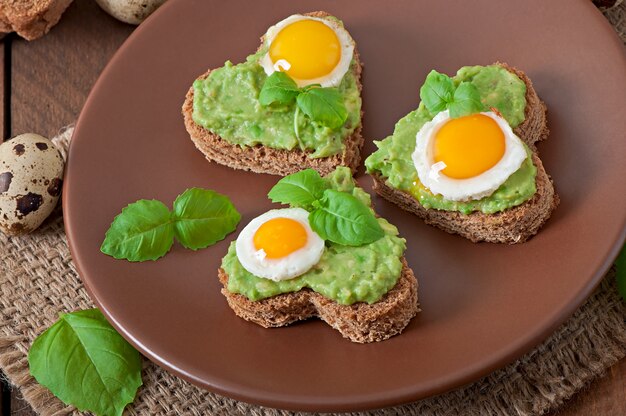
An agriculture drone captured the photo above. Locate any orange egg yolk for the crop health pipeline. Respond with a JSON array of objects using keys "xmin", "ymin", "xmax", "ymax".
[
  {"xmin": 253, "ymin": 217, "xmax": 308, "ymax": 259},
  {"xmin": 269, "ymin": 19, "xmax": 341, "ymax": 80},
  {"xmin": 433, "ymin": 114, "xmax": 505, "ymax": 179}
]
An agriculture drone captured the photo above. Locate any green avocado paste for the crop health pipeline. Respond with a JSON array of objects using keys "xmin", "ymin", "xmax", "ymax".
[
  {"xmin": 192, "ymin": 47, "xmax": 361, "ymax": 158},
  {"xmin": 365, "ymin": 65, "xmax": 537, "ymax": 215},
  {"xmin": 221, "ymin": 168, "xmax": 406, "ymax": 305}
]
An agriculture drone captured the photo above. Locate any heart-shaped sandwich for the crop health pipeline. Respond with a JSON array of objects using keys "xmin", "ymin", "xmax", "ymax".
[
  {"xmin": 218, "ymin": 167, "xmax": 419, "ymax": 343},
  {"xmin": 365, "ymin": 63, "xmax": 559, "ymax": 243},
  {"xmin": 183, "ymin": 12, "xmax": 363, "ymax": 176}
]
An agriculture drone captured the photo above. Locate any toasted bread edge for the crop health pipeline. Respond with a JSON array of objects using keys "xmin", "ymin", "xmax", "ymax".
[
  {"xmin": 369, "ymin": 64, "xmax": 559, "ymax": 244},
  {"xmin": 218, "ymin": 258, "xmax": 419, "ymax": 343},
  {"xmin": 181, "ymin": 11, "xmax": 364, "ymax": 177}
]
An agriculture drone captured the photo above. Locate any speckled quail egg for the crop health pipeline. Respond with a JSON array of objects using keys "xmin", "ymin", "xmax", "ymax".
[
  {"xmin": 95, "ymin": 0, "xmax": 167, "ymax": 25},
  {"xmin": 0, "ymin": 133, "xmax": 65, "ymax": 235}
]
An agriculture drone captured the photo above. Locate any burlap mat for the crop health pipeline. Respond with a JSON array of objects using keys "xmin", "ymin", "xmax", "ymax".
[{"xmin": 2, "ymin": 5, "xmax": 626, "ymax": 415}]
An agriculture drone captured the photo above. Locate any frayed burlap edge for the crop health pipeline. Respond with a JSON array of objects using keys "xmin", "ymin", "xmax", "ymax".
[{"xmin": 603, "ymin": 0, "xmax": 626, "ymax": 39}]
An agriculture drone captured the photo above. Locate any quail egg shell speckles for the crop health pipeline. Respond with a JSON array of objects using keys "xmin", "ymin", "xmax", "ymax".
[
  {"xmin": 0, "ymin": 133, "xmax": 64, "ymax": 235},
  {"xmin": 95, "ymin": 0, "xmax": 167, "ymax": 25}
]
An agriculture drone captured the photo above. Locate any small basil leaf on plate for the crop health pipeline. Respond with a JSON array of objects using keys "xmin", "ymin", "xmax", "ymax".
[
  {"xmin": 309, "ymin": 189, "xmax": 384, "ymax": 246},
  {"xmin": 296, "ymin": 87, "xmax": 348, "ymax": 129},
  {"xmin": 101, "ymin": 199, "xmax": 174, "ymax": 262},
  {"xmin": 267, "ymin": 169, "xmax": 329, "ymax": 208},
  {"xmin": 616, "ymin": 244, "xmax": 626, "ymax": 301},
  {"xmin": 420, "ymin": 69, "xmax": 455, "ymax": 114},
  {"xmin": 448, "ymin": 81, "xmax": 486, "ymax": 118},
  {"xmin": 28, "ymin": 309, "xmax": 142, "ymax": 416},
  {"xmin": 172, "ymin": 188, "xmax": 241, "ymax": 250},
  {"xmin": 259, "ymin": 72, "xmax": 300, "ymax": 106}
]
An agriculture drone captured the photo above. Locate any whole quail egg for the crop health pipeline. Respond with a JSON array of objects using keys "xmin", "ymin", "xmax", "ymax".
[
  {"xmin": 0, "ymin": 133, "xmax": 65, "ymax": 235},
  {"xmin": 95, "ymin": 0, "xmax": 167, "ymax": 25}
]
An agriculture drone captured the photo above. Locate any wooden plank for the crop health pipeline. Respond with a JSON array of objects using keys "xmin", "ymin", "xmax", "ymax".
[
  {"xmin": 1, "ymin": 374, "xmax": 5, "ymax": 416},
  {"xmin": 10, "ymin": 0, "xmax": 133, "ymax": 139},
  {"xmin": 549, "ymin": 358, "xmax": 626, "ymax": 416},
  {"xmin": 9, "ymin": 392, "xmax": 31, "ymax": 416},
  {"xmin": 0, "ymin": 41, "xmax": 5, "ymax": 141},
  {"xmin": 0, "ymin": 34, "xmax": 8, "ymax": 416}
]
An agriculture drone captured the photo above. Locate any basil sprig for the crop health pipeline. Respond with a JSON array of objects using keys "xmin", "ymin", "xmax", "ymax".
[
  {"xmin": 29, "ymin": 309, "xmax": 142, "ymax": 416},
  {"xmin": 268, "ymin": 169, "xmax": 384, "ymax": 246},
  {"xmin": 101, "ymin": 188, "xmax": 240, "ymax": 262},
  {"xmin": 259, "ymin": 72, "xmax": 348, "ymax": 129},
  {"xmin": 258, "ymin": 71, "xmax": 301, "ymax": 106},
  {"xmin": 267, "ymin": 169, "xmax": 329, "ymax": 209},
  {"xmin": 309, "ymin": 189, "xmax": 384, "ymax": 246},
  {"xmin": 420, "ymin": 69, "xmax": 486, "ymax": 118}
]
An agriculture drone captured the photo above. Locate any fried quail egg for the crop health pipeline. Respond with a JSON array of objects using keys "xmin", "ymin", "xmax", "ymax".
[
  {"xmin": 259, "ymin": 14, "xmax": 355, "ymax": 88},
  {"xmin": 412, "ymin": 110, "xmax": 527, "ymax": 202},
  {"xmin": 236, "ymin": 207, "xmax": 325, "ymax": 281}
]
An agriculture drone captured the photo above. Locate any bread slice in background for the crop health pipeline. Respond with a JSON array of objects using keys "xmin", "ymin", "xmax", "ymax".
[
  {"xmin": 370, "ymin": 63, "xmax": 559, "ymax": 244},
  {"xmin": 0, "ymin": 0, "xmax": 73, "ymax": 40},
  {"xmin": 219, "ymin": 258, "xmax": 419, "ymax": 343},
  {"xmin": 182, "ymin": 11, "xmax": 364, "ymax": 177}
]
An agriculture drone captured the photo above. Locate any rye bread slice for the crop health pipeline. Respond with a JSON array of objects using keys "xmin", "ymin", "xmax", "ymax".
[
  {"xmin": 182, "ymin": 11, "xmax": 364, "ymax": 177},
  {"xmin": 370, "ymin": 63, "xmax": 559, "ymax": 244},
  {"xmin": 0, "ymin": 0, "xmax": 73, "ymax": 40},
  {"xmin": 218, "ymin": 258, "xmax": 419, "ymax": 343}
]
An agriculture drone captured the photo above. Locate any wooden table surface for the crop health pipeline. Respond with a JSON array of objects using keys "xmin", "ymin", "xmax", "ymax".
[{"xmin": 0, "ymin": 1, "xmax": 624, "ymax": 415}]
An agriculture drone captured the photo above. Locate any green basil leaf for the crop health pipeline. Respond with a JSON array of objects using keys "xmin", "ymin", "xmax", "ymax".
[
  {"xmin": 259, "ymin": 72, "xmax": 300, "ymax": 106},
  {"xmin": 301, "ymin": 83, "xmax": 322, "ymax": 91},
  {"xmin": 309, "ymin": 189, "xmax": 384, "ymax": 246},
  {"xmin": 616, "ymin": 244, "xmax": 626, "ymax": 301},
  {"xmin": 28, "ymin": 309, "xmax": 142, "ymax": 416},
  {"xmin": 296, "ymin": 87, "xmax": 348, "ymax": 129},
  {"xmin": 420, "ymin": 69, "xmax": 455, "ymax": 114},
  {"xmin": 448, "ymin": 81, "xmax": 486, "ymax": 118},
  {"xmin": 267, "ymin": 169, "xmax": 329, "ymax": 208},
  {"xmin": 101, "ymin": 199, "xmax": 174, "ymax": 262},
  {"xmin": 172, "ymin": 188, "xmax": 241, "ymax": 250}
]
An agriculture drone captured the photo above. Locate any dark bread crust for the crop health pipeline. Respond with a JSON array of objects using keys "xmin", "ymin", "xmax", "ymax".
[
  {"xmin": 182, "ymin": 11, "xmax": 364, "ymax": 177},
  {"xmin": 372, "ymin": 154, "xmax": 559, "ymax": 244},
  {"xmin": 218, "ymin": 258, "xmax": 419, "ymax": 343},
  {"xmin": 0, "ymin": 0, "xmax": 72, "ymax": 40},
  {"xmin": 497, "ymin": 62, "xmax": 550, "ymax": 148},
  {"xmin": 370, "ymin": 63, "xmax": 559, "ymax": 244}
]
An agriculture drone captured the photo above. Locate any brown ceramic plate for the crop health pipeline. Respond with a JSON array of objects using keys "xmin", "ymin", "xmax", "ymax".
[{"xmin": 64, "ymin": 0, "xmax": 626, "ymax": 412}]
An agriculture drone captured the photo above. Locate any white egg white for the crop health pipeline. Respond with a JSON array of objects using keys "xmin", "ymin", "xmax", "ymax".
[
  {"xmin": 235, "ymin": 207, "xmax": 325, "ymax": 281},
  {"xmin": 259, "ymin": 14, "xmax": 355, "ymax": 88},
  {"xmin": 412, "ymin": 110, "xmax": 527, "ymax": 202}
]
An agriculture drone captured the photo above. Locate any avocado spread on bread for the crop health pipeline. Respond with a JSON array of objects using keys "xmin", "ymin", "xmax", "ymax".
[
  {"xmin": 221, "ymin": 168, "xmax": 406, "ymax": 305},
  {"xmin": 191, "ymin": 48, "xmax": 361, "ymax": 159},
  {"xmin": 365, "ymin": 65, "xmax": 537, "ymax": 215}
]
